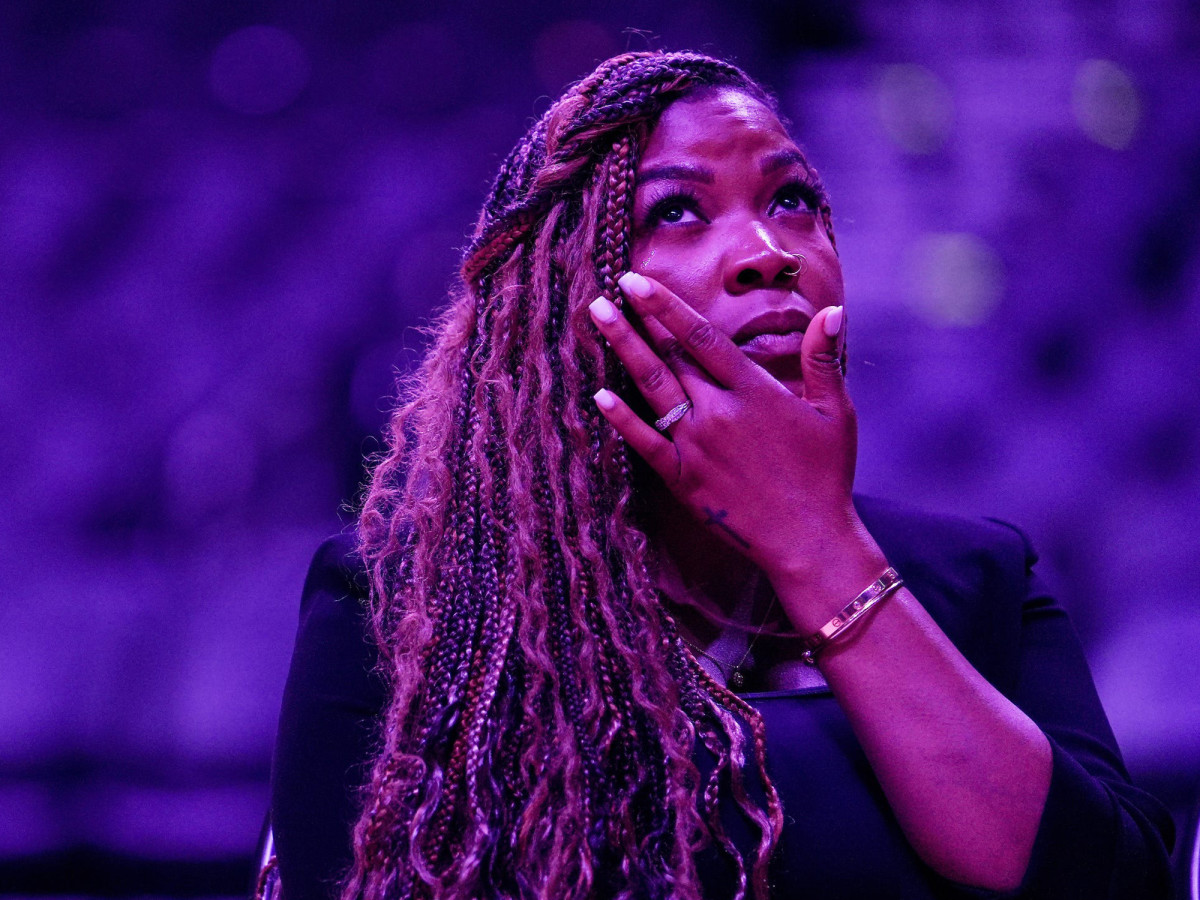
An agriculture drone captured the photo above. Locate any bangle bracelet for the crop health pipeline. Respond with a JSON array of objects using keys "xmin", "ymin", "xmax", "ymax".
[{"xmin": 801, "ymin": 567, "xmax": 903, "ymax": 666}]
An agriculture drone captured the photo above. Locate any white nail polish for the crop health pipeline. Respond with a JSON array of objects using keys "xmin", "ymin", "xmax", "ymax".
[
  {"xmin": 618, "ymin": 271, "xmax": 652, "ymax": 299},
  {"xmin": 589, "ymin": 296, "xmax": 618, "ymax": 323},
  {"xmin": 823, "ymin": 306, "xmax": 844, "ymax": 338}
]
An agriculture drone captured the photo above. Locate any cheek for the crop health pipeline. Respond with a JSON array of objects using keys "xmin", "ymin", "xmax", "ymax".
[
  {"xmin": 628, "ymin": 235, "xmax": 654, "ymax": 274},
  {"xmin": 807, "ymin": 247, "xmax": 845, "ymax": 308},
  {"xmin": 629, "ymin": 237, "xmax": 722, "ymax": 315}
]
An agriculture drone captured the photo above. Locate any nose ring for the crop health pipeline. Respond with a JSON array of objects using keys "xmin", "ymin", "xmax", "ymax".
[{"xmin": 781, "ymin": 255, "xmax": 807, "ymax": 278}]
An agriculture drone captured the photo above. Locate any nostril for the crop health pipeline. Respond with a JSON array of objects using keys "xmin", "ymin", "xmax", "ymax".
[{"xmin": 736, "ymin": 269, "xmax": 760, "ymax": 286}]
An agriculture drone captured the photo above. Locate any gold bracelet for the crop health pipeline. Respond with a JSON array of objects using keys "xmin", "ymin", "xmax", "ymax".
[{"xmin": 801, "ymin": 567, "xmax": 903, "ymax": 666}]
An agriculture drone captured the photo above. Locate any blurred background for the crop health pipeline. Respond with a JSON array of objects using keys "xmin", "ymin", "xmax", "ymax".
[{"xmin": 2, "ymin": 0, "xmax": 1198, "ymax": 896}]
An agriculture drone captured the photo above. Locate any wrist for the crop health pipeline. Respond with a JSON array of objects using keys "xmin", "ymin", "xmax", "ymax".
[
  {"xmin": 800, "ymin": 567, "xmax": 903, "ymax": 665},
  {"xmin": 766, "ymin": 520, "xmax": 890, "ymax": 634}
]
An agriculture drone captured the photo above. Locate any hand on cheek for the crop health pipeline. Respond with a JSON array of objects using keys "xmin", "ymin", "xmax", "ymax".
[{"xmin": 589, "ymin": 272, "xmax": 878, "ymax": 613}]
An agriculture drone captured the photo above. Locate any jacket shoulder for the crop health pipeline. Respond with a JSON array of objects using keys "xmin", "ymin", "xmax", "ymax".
[
  {"xmin": 299, "ymin": 530, "xmax": 370, "ymax": 617},
  {"xmin": 854, "ymin": 494, "xmax": 1034, "ymax": 580},
  {"xmin": 853, "ymin": 495, "xmax": 1036, "ymax": 689}
]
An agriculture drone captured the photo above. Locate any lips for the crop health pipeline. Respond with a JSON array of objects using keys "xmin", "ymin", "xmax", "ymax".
[{"xmin": 732, "ymin": 308, "xmax": 813, "ymax": 347}]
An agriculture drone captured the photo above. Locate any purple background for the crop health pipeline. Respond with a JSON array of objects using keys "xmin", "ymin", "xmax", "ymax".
[{"xmin": 2, "ymin": 1, "xmax": 1198, "ymax": 894}]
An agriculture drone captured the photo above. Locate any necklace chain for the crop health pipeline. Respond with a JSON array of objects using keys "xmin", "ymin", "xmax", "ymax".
[{"xmin": 682, "ymin": 590, "xmax": 778, "ymax": 691}]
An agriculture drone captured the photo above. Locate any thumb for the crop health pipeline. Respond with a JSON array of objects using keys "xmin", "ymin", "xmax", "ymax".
[{"xmin": 800, "ymin": 305, "xmax": 848, "ymax": 410}]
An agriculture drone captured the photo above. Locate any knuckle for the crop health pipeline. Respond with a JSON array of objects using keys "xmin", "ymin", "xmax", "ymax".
[
  {"xmin": 640, "ymin": 363, "xmax": 674, "ymax": 395},
  {"xmin": 810, "ymin": 348, "xmax": 842, "ymax": 369},
  {"xmin": 708, "ymin": 403, "xmax": 736, "ymax": 430},
  {"xmin": 685, "ymin": 320, "xmax": 719, "ymax": 352},
  {"xmin": 659, "ymin": 337, "xmax": 685, "ymax": 364}
]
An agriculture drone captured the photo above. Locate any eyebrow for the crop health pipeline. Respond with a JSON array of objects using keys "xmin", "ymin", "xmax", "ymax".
[
  {"xmin": 637, "ymin": 150, "xmax": 810, "ymax": 188},
  {"xmin": 636, "ymin": 164, "xmax": 714, "ymax": 186},
  {"xmin": 760, "ymin": 149, "xmax": 809, "ymax": 175}
]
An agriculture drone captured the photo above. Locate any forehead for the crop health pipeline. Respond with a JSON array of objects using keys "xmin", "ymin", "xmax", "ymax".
[{"xmin": 641, "ymin": 88, "xmax": 797, "ymax": 163}]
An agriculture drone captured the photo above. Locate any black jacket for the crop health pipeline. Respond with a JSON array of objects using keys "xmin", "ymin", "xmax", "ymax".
[{"xmin": 270, "ymin": 496, "xmax": 1175, "ymax": 899}]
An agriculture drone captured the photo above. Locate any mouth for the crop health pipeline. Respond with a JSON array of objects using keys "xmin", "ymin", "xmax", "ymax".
[{"xmin": 733, "ymin": 308, "xmax": 813, "ymax": 360}]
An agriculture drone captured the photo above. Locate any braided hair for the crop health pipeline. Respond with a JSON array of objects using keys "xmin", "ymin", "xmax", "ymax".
[{"xmin": 347, "ymin": 51, "xmax": 835, "ymax": 900}]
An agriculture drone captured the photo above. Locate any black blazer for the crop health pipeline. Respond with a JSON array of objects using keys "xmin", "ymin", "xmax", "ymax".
[{"xmin": 271, "ymin": 496, "xmax": 1174, "ymax": 899}]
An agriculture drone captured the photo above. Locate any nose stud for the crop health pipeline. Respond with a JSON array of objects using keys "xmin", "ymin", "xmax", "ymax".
[{"xmin": 781, "ymin": 255, "xmax": 807, "ymax": 278}]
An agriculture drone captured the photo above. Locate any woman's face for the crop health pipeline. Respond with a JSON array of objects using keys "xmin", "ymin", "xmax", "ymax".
[{"xmin": 629, "ymin": 88, "xmax": 843, "ymax": 396}]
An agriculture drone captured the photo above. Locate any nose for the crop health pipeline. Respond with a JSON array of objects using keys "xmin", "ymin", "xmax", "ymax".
[{"xmin": 724, "ymin": 220, "xmax": 803, "ymax": 294}]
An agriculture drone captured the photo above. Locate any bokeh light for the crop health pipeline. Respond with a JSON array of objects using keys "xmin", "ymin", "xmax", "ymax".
[
  {"xmin": 877, "ymin": 64, "xmax": 953, "ymax": 155},
  {"xmin": 906, "ymin": 232, "xmax": 1004, "ymax": 327},
  {"xmin": 1072, "ymin": 59, "xmax": 1140, "ymax": 150}
]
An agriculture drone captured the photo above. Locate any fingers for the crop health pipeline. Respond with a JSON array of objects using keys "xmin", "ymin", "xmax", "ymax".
[
  {"xmin": 632, "ymin": 306, "xmax": 723, "ymax": 392},
  {"xmin": 617, "ymin": 272, "xmax": 755, "ymax": 390},
  {"xmin": 588, "ymin": 295, "xmax": 690, "ymax": 421},
  {"xmin": 632, "ymin": 307, "xmax": 678, "ymax": 360},
  {"xmin": 588, "ymin": 292, "xmax": 692, "ymax": 479},
  {"xmin": 800, "ymin": 305, "xmax": 849, "ymax": 413},
  {"xmin": 593, "ymin": 387, "xmax": 677, "ymax": 480}
]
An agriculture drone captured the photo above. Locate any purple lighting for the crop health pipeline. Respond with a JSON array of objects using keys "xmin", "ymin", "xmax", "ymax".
[
  {"xmin": 1, "ymin": 1, "xmax": 1197, "ymax": 894},
  {"xmin": 209, "ymin": 26, "xmax": 310, "ymax": 117}
]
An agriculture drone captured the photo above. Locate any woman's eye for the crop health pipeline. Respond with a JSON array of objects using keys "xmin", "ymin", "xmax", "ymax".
[
  {"xmin": 660, "ymin": 203, "xmax": 690, "ymax": 223},
  {"xmin": 772, "ymin": 184, "xmax": 817, "ymax": 213},
  {"xmin": 654, "ymin": 203, "xmax": 699, "ymax": 225},
  {"xmin": 644, "ymin": 192, "xmax": 703, "ymax": 227}
]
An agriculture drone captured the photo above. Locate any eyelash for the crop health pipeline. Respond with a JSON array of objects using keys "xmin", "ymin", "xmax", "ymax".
[
  {"xmin": 774, "ymin": 179, "xmax": 823, "ymax": 213},
  {"xmin": 640, "ymin": 179, "xmax": 823, "ymax": 228},
  {"xmin": 642, "ymin": 188, "xmax": 702, "ymax": 227}
]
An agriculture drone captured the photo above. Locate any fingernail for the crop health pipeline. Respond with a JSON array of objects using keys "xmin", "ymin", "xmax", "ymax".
[
  {"xmin": 594, "ymin": 388, "xmax": 616, "ymax": 410},
  {"xmin": 823, "ymin": 306, "xmax": 844, "ymax": 338},
  {"xmin": 589, "ymin": 296, "xmax": 618, "ymax": 323},
  {"xmin": 617, "ymin": 271, "xmax": 653, "ymax": 300}
]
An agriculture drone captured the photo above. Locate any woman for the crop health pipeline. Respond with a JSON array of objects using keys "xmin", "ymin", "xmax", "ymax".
[{"xmin": 271, "ymin": 51, "xmax": 1174, "ymax": 899}]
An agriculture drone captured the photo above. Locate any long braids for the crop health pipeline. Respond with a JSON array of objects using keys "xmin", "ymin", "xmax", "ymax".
[{"xmin": 347, "ymin": 51, "xmax": 815, "ymax": 900}]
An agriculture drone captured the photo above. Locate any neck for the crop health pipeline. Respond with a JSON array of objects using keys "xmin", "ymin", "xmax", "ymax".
[
  {"xmin": 644, "ymin": 483, "xmax": 772, "ymax": 643},
  {"xmin": 644, "ymin": 483, "xmax": 826, "ymax": 693}
]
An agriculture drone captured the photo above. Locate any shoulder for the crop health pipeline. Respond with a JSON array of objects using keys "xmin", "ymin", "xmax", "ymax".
[
  {"xmin": 283, "ymin": 530, "xmax": 385, "ymax": 718},
  {"xmin": 292, "ymin": 530, "xmax": 376, "ymax": 669},
  {"xmin": 298, "ymin": 531, "xmax": 370, "ymax": 617},
  {"xmin": 853, "ymin": 494, "xmax": 1037, "ymax": 689},
  {"xmin": 855, "ymin": 493, "xmax": 1034, "ymax": 576},
  {"xmin": 305, "ymin": 531, "xmax": 368, "ymax": 590},
  {"xmin": 272, "ymin": 533, "xmax": 387, "ymax": 897},
  {"xmin": 853, "ymin": 492, "xmax": 1035, "ymax": 587}
]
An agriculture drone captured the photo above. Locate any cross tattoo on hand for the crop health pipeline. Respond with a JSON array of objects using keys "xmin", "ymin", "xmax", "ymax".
[{"xmin": 702, "ymin": 506, "xmax": 751, "ymax": 549}]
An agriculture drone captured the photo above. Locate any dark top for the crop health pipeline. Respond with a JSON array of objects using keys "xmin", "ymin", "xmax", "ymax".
[{"xmin": 270, "ymin": 496, "xmax": 1175, "ymax": 899}]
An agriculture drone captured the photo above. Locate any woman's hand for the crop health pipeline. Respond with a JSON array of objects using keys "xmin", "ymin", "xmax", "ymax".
[
  {"xmin": 589, "ymin": 271, "xmax": 886, "ymax": 626},
  {"xmin": 592, "ymin": 273, "xmax": 1057, "ymax": 893}
]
